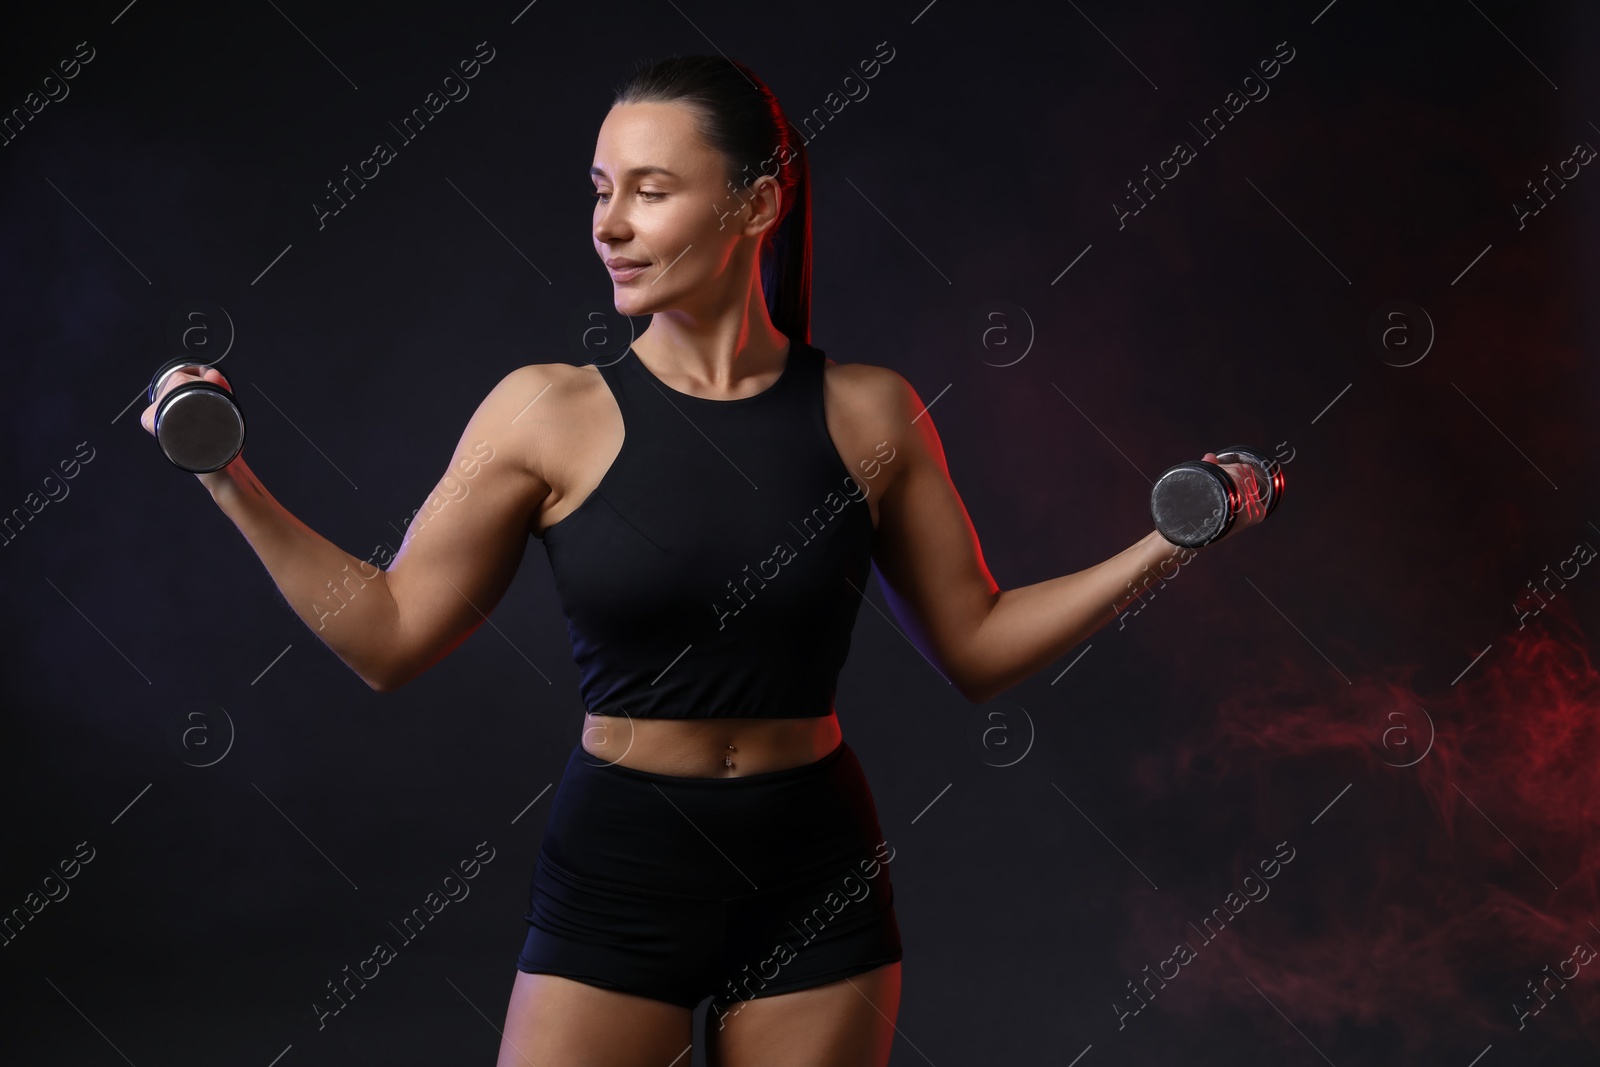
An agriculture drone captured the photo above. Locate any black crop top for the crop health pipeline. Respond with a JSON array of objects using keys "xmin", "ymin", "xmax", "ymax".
[{"xmin": 534, "ymin": 340, "xmax": 876, "ymax": 718}]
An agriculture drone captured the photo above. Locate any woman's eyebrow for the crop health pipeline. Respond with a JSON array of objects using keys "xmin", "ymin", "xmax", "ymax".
[{"xmin": 589, "ymin": 165, "xmax": 681, "ymax": 179}]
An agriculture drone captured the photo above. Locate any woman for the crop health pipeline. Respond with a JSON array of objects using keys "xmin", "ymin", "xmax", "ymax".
[{"xmin": 145, "ymin": 55, "xmax": 1264, "ymax": 1067}]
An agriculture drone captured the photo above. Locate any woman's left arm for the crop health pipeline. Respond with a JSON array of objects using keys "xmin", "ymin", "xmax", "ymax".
[{"xmin": 862, "ymin": 369, "xmax": 1261, "ymax": 704}]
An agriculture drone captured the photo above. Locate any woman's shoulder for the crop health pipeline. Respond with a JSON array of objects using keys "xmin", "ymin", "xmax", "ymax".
[
  {"xmin": 498, "ymin": 359, "xmax": 600, "ymax": 389},
  {"xmin": 818, "ymin": 352, "xmax": 926, "ymax": 422},
  {"xmin": 816, "ymin": 351, "xmax": 929, "ymax": 483},
  {"xmin": 477, "ymin": 360, "xmax": 611, "ymax": 451},
  {"xmin": 475, "ymin": 361, "xmax": 618, "ymax": 500},
  {"xmin": 485, "ymin": 359, "xmax": 613, "ymax": 415}
]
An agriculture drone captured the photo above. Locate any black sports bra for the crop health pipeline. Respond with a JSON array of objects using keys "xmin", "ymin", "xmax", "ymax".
[{"xmin": 534, "ymin": 340, "xmax": 877, "ymax": 719}]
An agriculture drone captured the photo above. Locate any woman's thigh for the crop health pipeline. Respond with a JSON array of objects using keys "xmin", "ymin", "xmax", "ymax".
[
  {"xmin": 705, "ymin": 960, "xmax": 901, "ymax": 1067},
  {"xmin": 496, "ymin": 971, "xmax": 695, "ymax": 1067}
]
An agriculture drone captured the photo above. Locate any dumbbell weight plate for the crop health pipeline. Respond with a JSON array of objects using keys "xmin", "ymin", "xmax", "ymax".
[
  {"xmin": 1150, "ymin": 461, "xmax": 1236, "ymax": 549},
  {"xmin": 147, "ymin": 358, "xmax": 245, "ymax": 474}
]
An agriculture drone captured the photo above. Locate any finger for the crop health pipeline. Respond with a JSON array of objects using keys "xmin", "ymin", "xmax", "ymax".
[{"xmin": 158, "ymin": 369, "xmax": 203, "ymax": 401}]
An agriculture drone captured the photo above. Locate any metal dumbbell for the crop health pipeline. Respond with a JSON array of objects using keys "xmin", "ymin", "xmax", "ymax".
[
  {"xmin": 147, "ymin": 356, "xmax": 245, "ymax": 473},
  {"xmin": 1150, "ymin": 444, "xmax": 1284, "ymax": 549}
]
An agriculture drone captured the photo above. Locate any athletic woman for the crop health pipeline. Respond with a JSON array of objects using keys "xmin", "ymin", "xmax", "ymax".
[{"xmin": 144, "ymin": 55, "xmax": 1264, "ymax": 1067}]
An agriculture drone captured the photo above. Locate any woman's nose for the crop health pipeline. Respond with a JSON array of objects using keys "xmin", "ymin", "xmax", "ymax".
[{"xmin": 594, "ymin": 200, "xmax": 629, "ymax": 242}]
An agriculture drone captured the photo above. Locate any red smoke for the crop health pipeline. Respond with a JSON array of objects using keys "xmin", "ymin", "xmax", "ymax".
[{"xmin": 1122, "ymin": 598, "xmax": 1600, "ymax": 1053}]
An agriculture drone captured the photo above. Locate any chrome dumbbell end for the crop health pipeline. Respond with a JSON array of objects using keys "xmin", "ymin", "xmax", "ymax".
[
  {"xmin": 1209, "ymin": 445, "xmax": 1284, "ymax": 520},
  {"xmin": 146, "ymin": 357, "xmax": 246, "ymax": 474}
]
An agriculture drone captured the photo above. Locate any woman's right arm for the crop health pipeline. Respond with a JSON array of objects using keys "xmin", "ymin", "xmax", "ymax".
[{"xmin": 155, "ymin": 364, "xmax": 562, "ymax": 691}]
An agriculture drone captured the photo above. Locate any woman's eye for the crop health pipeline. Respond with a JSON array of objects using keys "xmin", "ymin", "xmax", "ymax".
[{"xmin": 639, "ymin": 191, "xmax": 665, "ymax": 201}]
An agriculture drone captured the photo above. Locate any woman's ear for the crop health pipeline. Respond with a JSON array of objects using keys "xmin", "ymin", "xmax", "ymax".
[{"xmin": 743, "ymin": 174, "xmax": 785, "ymax": 239}]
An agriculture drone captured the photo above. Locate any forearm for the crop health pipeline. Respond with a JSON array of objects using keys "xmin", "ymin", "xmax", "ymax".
[
  {"xmin": 961, "ymin": 529, "xmax": 1192, "ymax": 702},
  {"xmin": 204, "ymin": 458, "xmax": 401, "ymax": 689}
]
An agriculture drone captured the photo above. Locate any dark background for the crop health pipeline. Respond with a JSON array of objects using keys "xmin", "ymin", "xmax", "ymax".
[{"xmin": 3, "ymin": 0, "xmax": 1598, "ymax": 1063}]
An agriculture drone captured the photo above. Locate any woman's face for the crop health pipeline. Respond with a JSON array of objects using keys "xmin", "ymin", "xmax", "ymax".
[{"xmin": 590, "ymin": 100, "xmax": 780, "ymax": 320}]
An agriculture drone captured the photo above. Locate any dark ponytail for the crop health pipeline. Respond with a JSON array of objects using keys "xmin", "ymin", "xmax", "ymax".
[{"xmin": 614, "ymin": 56, "xmax": 812, "ymax": 345}]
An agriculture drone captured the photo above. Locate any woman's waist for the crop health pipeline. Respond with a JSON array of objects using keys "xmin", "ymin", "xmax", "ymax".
[
  {"xmin": 540, "ymin": 728, "xmax": 885, "ymax": 896},
  {"xmin": 578, "ymin": 709, "xmax": 843, "ymax": 778}
]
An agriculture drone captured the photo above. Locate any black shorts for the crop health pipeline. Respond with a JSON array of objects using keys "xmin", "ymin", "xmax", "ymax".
[{"xmin": 516, "ymin": 738, "xmax": 903, "ymax": 1022}]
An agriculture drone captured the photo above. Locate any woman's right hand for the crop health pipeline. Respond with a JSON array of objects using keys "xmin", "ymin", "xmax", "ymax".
[{"xmin": 141, "ymin": 364, "xmax": 244, "ymax": 491}]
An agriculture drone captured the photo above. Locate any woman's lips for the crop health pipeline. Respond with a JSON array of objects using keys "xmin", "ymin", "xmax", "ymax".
[{"xmin": 608, "ymin": 263, "xmax": 649, "ymax": 282}]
